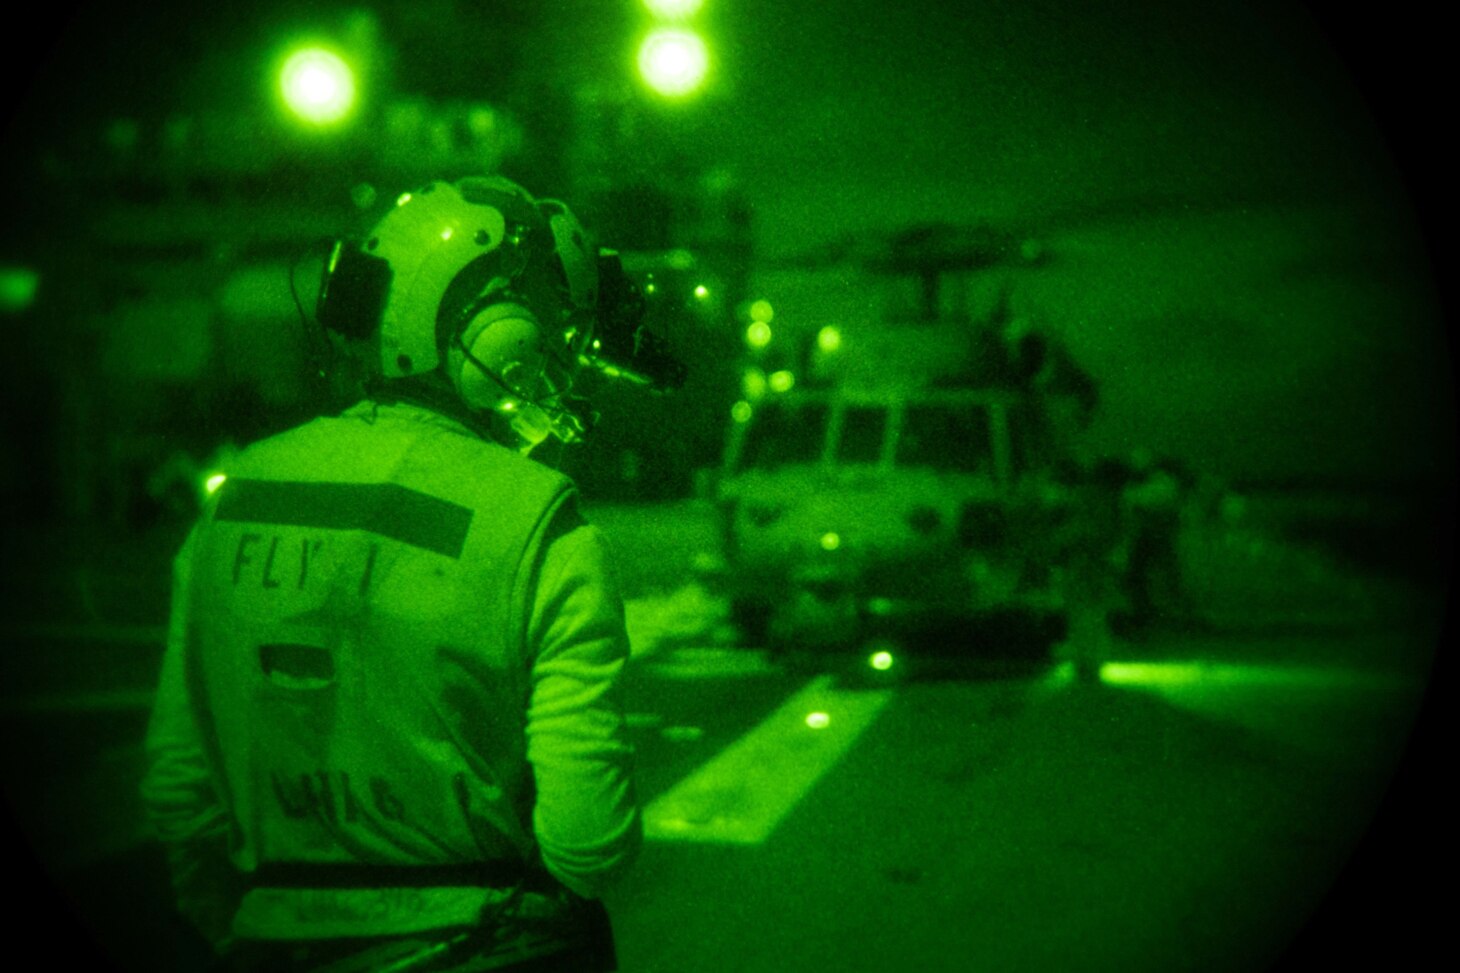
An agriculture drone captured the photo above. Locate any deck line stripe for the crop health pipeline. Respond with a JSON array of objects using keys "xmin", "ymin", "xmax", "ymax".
[{"xmin": 644, "ymin": 674, "xmax": 893, "ymax": 845}]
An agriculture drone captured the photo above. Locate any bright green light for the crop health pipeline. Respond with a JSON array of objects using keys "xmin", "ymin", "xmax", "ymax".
[
  {"xmin": 694, "ymin": 284, "xmax": 710, "ymax": 299},
  {"xmin": 869, "ymin": 651, "xmax": 894, "ymax": 671},
  {"xmin": 637, "ymin": 29, "xmax": 709, "ymax": 98},
  {"xmin": 1096, "ymin": 661, "xmax": 1368, "ymax": 690},
  {"xmin": 749, "ymin": 299, "xmax": 774, "ymax": 323},
  {"xmin": 820, "ymin": 532, "xmax": 841, "ymax": 551},
  {"xmin": 204, "ymin": 473, "xmax": 227, "ymax": 495},
  {"xmin": 643, "ymin": 0, "xmax": 705, "ymax": 18},
  {"xmin": 1099, "ymin": 662, "xmax": 1203, "ymax": 687},
  {"xmin": 280, "ymin": 47, "xmax": 356, "ymax": 125},
  {"xmin": 746, "ymin": 321, "xmax": 772, "ymax": 349},
  {"xmin": 805, "ymin": 712, "xmax": 830, "ymax": 729},
  {"xmin": 768, "ymin": 370, "xmax": 795, "ymax": 393},
  {"xmin": 817, "ymin": 325, "xmax": 842, "ymax": 353},
  {"xmin": 731, "ymin": 400, "xmax": 753, "ymax": 423},
  {"xmin": 743, "ymin": 369, "xmax": 767, "ymax": 400}
]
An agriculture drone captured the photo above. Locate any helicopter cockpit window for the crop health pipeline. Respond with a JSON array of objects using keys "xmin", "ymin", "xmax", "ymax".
[
  {"xmin": 898, "ymin": 403, "xmax": 994, "ymax": 473},
  {"xmin": 836, "ymin": 406, "xmax": 886, "ymax": 464},
  {"xmin": 741, "ymin": 401, "xmax": 830, "ymax": 469}
]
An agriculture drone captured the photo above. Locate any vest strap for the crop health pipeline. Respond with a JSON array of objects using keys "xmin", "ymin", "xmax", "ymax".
[{"xmin": 249, "ymin": 861, "xmax": 529, "ymax": 891}]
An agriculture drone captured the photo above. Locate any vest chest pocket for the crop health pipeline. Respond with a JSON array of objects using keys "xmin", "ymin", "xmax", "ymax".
[{"xmin": 260, "ymin": 642, "xmax": 336, "ymax": 691}]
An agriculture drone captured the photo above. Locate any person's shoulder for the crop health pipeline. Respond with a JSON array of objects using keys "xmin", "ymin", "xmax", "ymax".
[
  {"xmin": 225, "ymin": 413, "xmax": 349, "ymax": 471},
  {"xmin": 459, "ymin": 440, "xmax": 578, "ymax": 509}
]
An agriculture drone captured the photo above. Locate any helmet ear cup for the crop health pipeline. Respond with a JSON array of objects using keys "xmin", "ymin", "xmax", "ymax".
[{"xmin": 454, "ymin": 302, "xmax": 549, "ymax": 411}]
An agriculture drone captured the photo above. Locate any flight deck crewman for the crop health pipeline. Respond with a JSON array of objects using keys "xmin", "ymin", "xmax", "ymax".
[{"xmin": 140, "ymin": 176, "xmax": 682, "ymax": 972}]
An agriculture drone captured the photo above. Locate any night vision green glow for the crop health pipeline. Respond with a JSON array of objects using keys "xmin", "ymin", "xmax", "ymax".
[
  {"xmin": 768, "ymin": 370, "xmax": 795, "ymax": 393},
  {"xmin": 694, "ymin": 284, "xmax": 710, "ymax": 299},
  {"xmin": 805, "ymin": 712, "xmax": 830, "ymax": 729},
  {"xmin": 0, "ymin": 266, "xmax": 39, "ymax": 312},
  {"xmin": 746, "ymin": 321, "xmax": 772, "ymax": 348},
  {"xmin": 817, "ymin": 325, "xmax": 843, "ymax": 353},
  {"xmin": 1099, "ymin": 662, "xmax": 1204, "ymax": 687},
  {"xmin": 869, "ymin": 651, "xmax": 894, "ymax": 671},
  {"xmin": 638, "ymin": 29, "xmax": 709, "ymax": 98},
  {"xmin": 749, "ymin": 299, "xmax": 774, "ymax": 322},
  {"xmin": 867, "ymin": 598, "xmax": 894, "ymax": 617},
  {"xmin": 643, "ymin": 0, "xmax": 705, "ymax": 18},
  {"xmin": 820, "ymin": 532, "xmax": 841, "ymax": 551},
  {"xmin": 280, "ymin": 47, "xmax": 356, "ymax": 125},
  {"xmin": 1097, "ymin": 661, "xmax": 1386, "ymax": 691},
  {"xmin": 204, "ymin": 473, "xmax": 227, "ymax": 495},
  {"xmin": 731, "ymin": 400, "xmax": 753, "ymax": 423}
]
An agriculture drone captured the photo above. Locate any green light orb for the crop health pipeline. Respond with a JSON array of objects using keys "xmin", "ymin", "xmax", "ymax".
[
  {"xmin": 768, "ymin": 369, "xmax": 795, "ymax": 393},
  {"xmin": 817, "ymin": 325, "xmax": 843, "ymax": 353},
  {"xmin": 0, "ymin": 266, "xmax": 39, "ymax": 312},
  {"xmin": 637, "ymin": 29, "xmax": 709, "ymax": 98},
  {"xmin": 280, "ymin": 47, "xmax": 356, "ymax": 125},
  {"xmin": 869, "ymin": 650, "xmax": 894, "ymax": 671},
  {"xmin": 203, "ymin": 473, "xmax": 227, "ymax": 495},
  {"xmin": 746, "ymin": 321, "xmax": 772, "ymax": 349},
  {"xmin": 805, "ymin": 712, "xmax": 830, "ymax": 729}
]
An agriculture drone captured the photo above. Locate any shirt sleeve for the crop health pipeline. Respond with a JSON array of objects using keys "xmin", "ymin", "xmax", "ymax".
[
  {"xmin": 523, "ymin": 506, "xmax": 643, "ymax": 900},
  {"xmin": 139, "ymin": 525, "xmax": 241, "ymax": 948}
]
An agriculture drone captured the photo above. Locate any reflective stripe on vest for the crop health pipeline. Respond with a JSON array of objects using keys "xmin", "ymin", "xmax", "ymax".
[{"xmin": 216, "ymin": 479, "xmax": 474, "ymax": 559}]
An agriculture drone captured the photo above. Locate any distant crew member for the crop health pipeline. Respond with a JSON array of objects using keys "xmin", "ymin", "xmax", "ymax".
[
  {"xmin": 1054, "ymin": 455, "xmax": 1129, "ymax": 685},
  {"xmin": 1117, "ymin": 449, "xmax": 1191, "ymax": 634}
]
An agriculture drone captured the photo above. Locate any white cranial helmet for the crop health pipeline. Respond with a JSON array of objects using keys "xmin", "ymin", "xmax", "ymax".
[{"xmin": 319, "ymin": 175, "xmax": 600, "ymax": 449}]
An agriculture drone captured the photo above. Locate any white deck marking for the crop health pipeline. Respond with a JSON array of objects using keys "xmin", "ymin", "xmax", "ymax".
[{"xmin": 644, "ymin": 674, "xmax": 894, "ymax": 845}]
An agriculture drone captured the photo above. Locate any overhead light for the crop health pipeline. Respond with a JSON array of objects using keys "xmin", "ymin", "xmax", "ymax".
[
  {"xmin": 637, "ymin": 28, "xmax": 709, "ymax": 98},
  {"xmin": 279, "ymin": 46, "xmax": 357, "ymax": 126}
]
